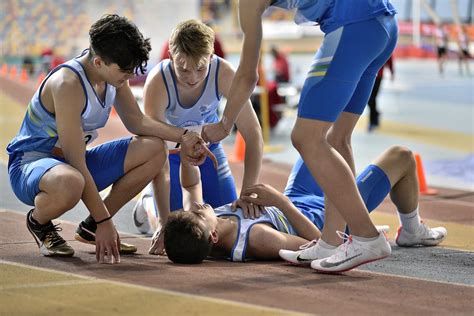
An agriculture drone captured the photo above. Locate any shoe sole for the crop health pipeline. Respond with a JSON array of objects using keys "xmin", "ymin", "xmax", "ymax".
[
  {"xmin": 281, "ymin": 258, "xmax": 312, "ymax": 267},
  {"xmin": 74, "ymin": 233, "xmax": 137, "ymax": 254},
  {"xmin": 395, "ymin": 226, "xmax": 447, "ymax": 247},
  {"xmin": 395, "ymin": 234, "xmax": 446, "ymax": 247},
  {"xmin": 311, "ymin": 254, "xmax": 390, "ymax": 274}
]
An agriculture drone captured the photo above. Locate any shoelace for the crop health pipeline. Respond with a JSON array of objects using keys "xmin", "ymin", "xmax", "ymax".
[
  {"xmin": 42, "ymin": 224, "xmax": 65, "ymax": 247},
  {"xmin": 298, "ymin": 239, "xmax": 318, "ymax": 250},
  {"xmin": 336, "ymin": 230, "xmax": 353, "ymax": 257},
  {"xmin": 417, "ymin": 221, "xmax": 433, "ymax": 237}
]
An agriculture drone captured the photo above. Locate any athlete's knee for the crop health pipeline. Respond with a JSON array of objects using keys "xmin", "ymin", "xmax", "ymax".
[
  {"xmin": 139, "ymin": 136, "xmax": 168, "ymax": 173},
  {"xmin": 388, "ymin": 146, "xmax": 415, "ymax": 170},
  {"xmin": 327, "ymin": 130, "xmax": 351, "ymax": 152},
  {"xmin": 138, "ymin": 136, "xmax": 168, "ymax": 160},
  {"xmin": 51, "ymin": 167, "xmax": 84, "ymax": 206},
  {"xmin": 291, "ymin": 127, "xmax": 325, "ymax": 154}
]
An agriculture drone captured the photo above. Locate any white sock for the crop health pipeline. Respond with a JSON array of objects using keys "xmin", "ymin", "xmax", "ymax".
[{"xmin": 398, "ymin": 206, "xmax": 421, "ymax": 233}]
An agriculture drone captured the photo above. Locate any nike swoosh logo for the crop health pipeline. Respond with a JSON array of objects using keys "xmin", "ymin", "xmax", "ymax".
[
  {"xmin": 320, "ymin": 253, "xmax": 363, "ymax": 268},
  {"xmin": 296, "ymin": 255, "xmax": 314, "ymax": 262}
]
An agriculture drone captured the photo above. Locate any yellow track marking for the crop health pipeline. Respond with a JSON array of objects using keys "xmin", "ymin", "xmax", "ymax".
[{"xmin": 0, "ymin": 260, "xmax": 307, "ymax": 316}]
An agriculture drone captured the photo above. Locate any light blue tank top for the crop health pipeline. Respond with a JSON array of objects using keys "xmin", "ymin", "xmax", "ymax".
[
  {"xmin": 161, "ymin": 55, "xmax": 221, "ymax": 128},
  {"xmin": 6, "ymin": 50, "xmax": 116, "ymax": 155},
  {"xmin": 214, "ymin": 204, "xmax": 297, "ymax": 262},
  {"xmin": 270, "ymin": 0, "xmax": 396, "ymax": 33}
]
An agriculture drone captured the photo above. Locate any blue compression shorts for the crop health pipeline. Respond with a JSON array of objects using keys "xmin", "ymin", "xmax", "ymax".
[
  {"xmin": 298, "ymin": 14, "xmax": 398, "ymax": 122},
  {"xmin": 284, "ymin": 158, "xmax": 391, "ymax": 230},
  {"xmin": 8, "ymin": 137, "xmax": 132, "ymax": 205}
]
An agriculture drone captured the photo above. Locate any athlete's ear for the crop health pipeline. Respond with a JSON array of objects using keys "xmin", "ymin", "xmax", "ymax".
[
  {"xmin": 209, "ymin": 230, "xmax": 218, "ymax": 244},
  {"xmin": 92, "ymin": 56, "xmax": 103, "ymax": 68}
]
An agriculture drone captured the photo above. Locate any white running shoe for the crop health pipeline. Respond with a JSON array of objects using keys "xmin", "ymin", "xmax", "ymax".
[
  {"xmin": 395, "ymin": 222, "xmax": 447, "ymax": 247},
  {"xmin": 133, "ymin": 194, "xmax": 151, "ymax": 234},
  {"xmin": 311, "ymin": 231, "xmax": 391, "ymax": 273},
  {"xmin": 279, "ymin": 240, "xmax": 336, "ymax": 266}
]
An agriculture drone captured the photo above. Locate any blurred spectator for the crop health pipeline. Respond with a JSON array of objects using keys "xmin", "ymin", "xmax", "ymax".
[
  {"xmin": 367, "ymin": 55, "xmax": 394, "ymax": 132},
  {"xmin": 51, "ymin": 54, "xmax": 65, "ymax": 70},
  {"xmin": 22, "ymin": 56, "xmax": 35, "ymax": 76},
  {"xmin": 40, "ymin": 48, "xmax": 54, "ymax": 73},
  {"xmin": 270, "ymin": 45, "xmax": 290, "ymax": 83},
  {"xmin": 457, "ymin": 25, "xmax": 471, "ymax": 76},
  {"xmin": 434, "ymin": 23, "xmax": 449, "ymax": 75},
  {"xmin": 251, "ymin": 61, "xmax": 285, "ymax": 130},
  {"xmin": 40, "ymin": 48, "xmax": 65, "ymax": 73}
]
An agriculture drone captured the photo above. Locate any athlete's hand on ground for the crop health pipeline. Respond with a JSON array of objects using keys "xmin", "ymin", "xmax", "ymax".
[
  {"xmin": 148, "ymin": 228, "xmax": 166, "ymax": 256},
  {"xmin": 202, "ymin": 121, "xmax": 230, "ymax": 144},
  {"xmin": 231, "ymin": 197, "xmax": 264, "ymax": 219},
  {"xmin": 95, "ymin": 220, "xmax": 120, "ymax": 264},
  {"xmin": 241, "ymin": 184, "xmax": 287, "ymax": 209}
]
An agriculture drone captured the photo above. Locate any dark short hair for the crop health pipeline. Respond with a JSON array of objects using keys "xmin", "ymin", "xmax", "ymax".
[
  {"xmin": 89, "ymin": 14, "xmax": 151, "ymax": 74},
  {"xmin": 164, "ymin": 211, "xmax": 212, "ymax": 264}
]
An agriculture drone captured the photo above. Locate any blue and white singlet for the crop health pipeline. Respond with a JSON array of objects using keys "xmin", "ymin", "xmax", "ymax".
[
  {"xmin": 7, "ymin": 50, "xmax": 116, "ymax": 156},
  {"xmin": 160, "ymin": 55, "xmax": 221, "ymax": 128},
  {"xmin": 215, "ymin": 204, "xmax": 297, "ymax": 262}
]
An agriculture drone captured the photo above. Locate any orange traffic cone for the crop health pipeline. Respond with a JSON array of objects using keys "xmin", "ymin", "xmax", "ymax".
[
  {"xmin": 9, "ymin": 65, "xmax": 17, "ymax": 79},
  {"xmin": 0, "ymin": 64, "xmax": 8, "ymax": 77},
  {"xmin": 20, "ymin": 68, "xmax": 29, "ymax": 83},
  {"xmin": 230, "ymin": 131, "xmax": 245, "ymax": 162},
  {"xmin": 36, "ymin": 72, "xmax": 46, "ymax": 88},
  {"xmin": 414, "ymin": 153, "xmax": 438, "ymax": 195}
]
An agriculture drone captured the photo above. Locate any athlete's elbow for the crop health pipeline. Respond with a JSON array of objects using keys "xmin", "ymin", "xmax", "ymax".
[{"xmin": 238, "ymin": 70, "xmax": 259, "ymax": 90}]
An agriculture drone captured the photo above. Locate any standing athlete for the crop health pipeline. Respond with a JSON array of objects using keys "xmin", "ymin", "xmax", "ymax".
[{"xmin": 202, "ymin": 1, "xmax": 399, "ymax": 272}]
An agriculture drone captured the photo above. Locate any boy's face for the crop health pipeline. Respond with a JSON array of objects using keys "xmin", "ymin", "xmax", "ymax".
[
  {"xmin": 187, "ymin": 202, "xmax": 218, "ymax": 232},
  {"xmin": 172, "ymin": 53, "xmax": 211, "ymax": 89},
  {"xmin": 95, "ymin": 57, "xmax": 135, "ymax": 88}
]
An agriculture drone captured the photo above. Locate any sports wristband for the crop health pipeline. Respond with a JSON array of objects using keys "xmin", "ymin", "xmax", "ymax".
[
  {"xmin": 175, "ymin": 129, "xmax": 189, "ymax": 149},
  {"xmin": 95, "ymin": 216, "xmax": 112, "ymax": 225}
]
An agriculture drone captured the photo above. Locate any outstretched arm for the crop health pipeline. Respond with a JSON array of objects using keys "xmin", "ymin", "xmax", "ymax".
[
  {"xmin": 180, "ymin": 154, "xmax": 204, "ymax": 210},
  {"xmin": 114, "ymin": 80, "xmax": 213, "ymax": 167},
  {"xmin": 52, "ymin": 70, "xmax": 119, "ymax": 264},
  {"xmin": 148, "ymin": 137, "xmax": 204, "ymax": 255},
  {"xmin": 202, "ymin": 0, "xmax": 270, "ymax": 143},
  {"xmin": 216, "ymin": 59, "xmax": 264, "ymax": 218},
  {"xmin": 246, "ymin": 224, "xmax": 312, "ymax": 260}
]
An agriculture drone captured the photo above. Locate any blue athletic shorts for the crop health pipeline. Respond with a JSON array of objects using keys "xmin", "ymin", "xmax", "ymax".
[
  {"xmin": 298, "ymin": 14, "xmax": 398, "ymax": 122},
  {"xmin": 168, "ymin": 143, "xmax": 237, "ymax": 211},
  {"xmin": 8, "ymin": 137, "xmax": 132, "ymax": 206},
  {"xmin": 284, "ymin": 157, "xmax": 391, "ymax": 230}
]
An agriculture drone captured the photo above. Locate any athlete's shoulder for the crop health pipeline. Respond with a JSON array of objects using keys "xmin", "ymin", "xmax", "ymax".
[
  {"xmin": 46, "ymin": 66, "xmax": 83, "ymax": 94},
  {"xmin": 144, "ymin": 61, "xmax": 168, "ymax": 89}
]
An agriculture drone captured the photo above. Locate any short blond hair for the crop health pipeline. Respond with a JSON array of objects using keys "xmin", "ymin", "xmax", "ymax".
[{"xmin": 169, "ymin": 19, "xmax": 215, "ymax": 63}]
